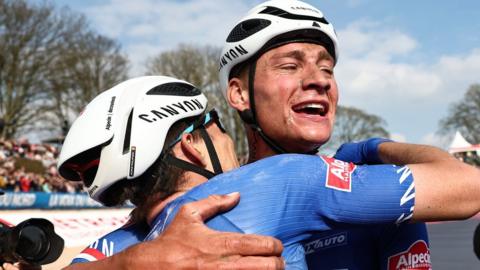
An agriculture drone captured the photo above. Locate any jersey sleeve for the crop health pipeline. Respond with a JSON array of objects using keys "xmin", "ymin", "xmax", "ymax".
[
  {"xmin": 316, "ymin": 155, "xmax": 415, "ymax": 226},
  {"xmin": 70, "ymin": 221, "xmax": 149, "ymax": 264}
]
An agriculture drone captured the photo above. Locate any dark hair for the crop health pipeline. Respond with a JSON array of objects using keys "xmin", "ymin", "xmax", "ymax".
[{"xmin": 229, "ymin": 61, "xmax": 250, "ymax": 82}]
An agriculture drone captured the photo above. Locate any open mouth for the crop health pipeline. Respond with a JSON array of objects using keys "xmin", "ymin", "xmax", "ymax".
[{"xmin": 292, "ymin": 102, "xmax": 329, "ymax": 117}]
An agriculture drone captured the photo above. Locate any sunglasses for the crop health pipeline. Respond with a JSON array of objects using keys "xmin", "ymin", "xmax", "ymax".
[{"xmin": 168, "ymin": 109, "xmax": 226, "ymax": 148}]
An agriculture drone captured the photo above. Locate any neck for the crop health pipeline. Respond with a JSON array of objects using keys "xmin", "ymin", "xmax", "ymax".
[
  {"xmin": 146, "ymin": 191, "xmax": 185, "ymax": 226},
  {"xmin": 245, "ymin": 125, "xmax": 321, "ymax": 163},
  {"xmin": 146, "ymin": 172, "xmax": 207, "ymax": 226},
  {"xmin": 246, "ymin": 127, "xmax": 277, "ymax": 163}
]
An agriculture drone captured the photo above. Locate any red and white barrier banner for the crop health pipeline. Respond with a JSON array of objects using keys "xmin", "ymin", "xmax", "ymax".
[{"xmin": 0, "ymin": 209, "xmax": 131, "ymax": 247}]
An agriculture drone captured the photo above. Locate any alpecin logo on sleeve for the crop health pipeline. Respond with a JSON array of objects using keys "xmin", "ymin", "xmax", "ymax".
[
  {"xmin": 387, "ymin": 240, "xmax": 431, "ymax": 270},
  {"xmin": 320, "ymin": 156, "xmax": 356, "ymax": 192}
]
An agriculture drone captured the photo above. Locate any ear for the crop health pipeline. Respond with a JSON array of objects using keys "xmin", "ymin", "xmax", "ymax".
[
  {"xmin": 178, "ymin": 133, "xmax": 207, "ymax": 167},
  {"xmin": 227, "ymin": 78, "xmax": 250, "ymax": 111}
]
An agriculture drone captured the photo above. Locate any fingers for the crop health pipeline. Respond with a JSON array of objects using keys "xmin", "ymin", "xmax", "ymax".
[
  {"xmin": 159, "ymin": 193, "xmax": 285, "ymax": 270},
  {"xmin": 219, "ymin": 234, "xmax": 283, "ymax": 256},
  {"xmin": 1, "ymin": 263, "xmax": 41, "ymax": 270},
  {"xmin": 216, "ymin": 256, "xmax": 285, "ymax": 270},
  {"xmin": 180, "ymin": 192, "xmax": 240, "ymax": 222},
  {"xmin": 1, "ymin": 263, "xmax": 15, "ymax": 270}
]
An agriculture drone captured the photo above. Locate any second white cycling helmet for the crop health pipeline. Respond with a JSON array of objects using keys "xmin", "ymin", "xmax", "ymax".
[{"xmin": 57, "ymin": 76, "xmax": 210, "ymax": 204}]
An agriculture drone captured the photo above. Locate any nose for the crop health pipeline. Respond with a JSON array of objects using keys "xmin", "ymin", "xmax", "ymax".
[{"xmin": 301, "ymin": 66, "xmax": 331, "ymax": 93}]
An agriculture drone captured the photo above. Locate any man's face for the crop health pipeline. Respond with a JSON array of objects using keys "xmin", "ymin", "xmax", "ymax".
[{"xmin": 253, "ymin": 42, "xmax": 339, "ymax": 153}]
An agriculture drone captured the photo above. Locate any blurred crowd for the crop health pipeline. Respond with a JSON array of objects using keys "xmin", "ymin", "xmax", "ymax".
[{"xmin": 0, "ymin": 139, "xmax": 84, "ymax": 193}]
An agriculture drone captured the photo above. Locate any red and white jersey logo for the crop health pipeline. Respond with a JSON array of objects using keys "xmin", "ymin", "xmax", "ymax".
[
  {"xmin": 320, "ymin": 156, "xmax": 356, "ymax": 192},
  {"xmin": 73, "ymin": 247, "xmax": 107, "ymax": 262},
  {"xmin": 388, "ymin": 240, "xmax": 432, "ymax": 270}
]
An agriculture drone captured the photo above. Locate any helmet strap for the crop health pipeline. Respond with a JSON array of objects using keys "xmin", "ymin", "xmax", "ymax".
[
  {"xmin": 165, "ymin": 154, "xmax": 216, "ymax": 179},
  {"xmin": 198, "ymin": 126, "xmax": 223, "ymax": 175},
  {"xmin": 164, "ymin": 125, "xmax": 223, "ymax": 180},
  {"xmin": 243, "ymin": 60, "xmax": 289, "ymax": 154}
]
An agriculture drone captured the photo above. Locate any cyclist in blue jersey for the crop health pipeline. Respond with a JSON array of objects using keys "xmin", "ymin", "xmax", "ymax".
[
  {"xmin": 218, "ymin": 1, "xmax": 437, "ymax": 269},
  {"xmin": 59, "ymin": 76, "xmax": 285, "ymax": 270},
  {"xmin": 58, "ymin": 76, "xmax": 480, "ymax": 269}
]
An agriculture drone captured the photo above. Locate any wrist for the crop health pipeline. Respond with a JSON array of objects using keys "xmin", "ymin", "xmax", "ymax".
[
  {"xmin": 364, "ymin": 138, "xmax": 393, "ymax": 164},
  {"xmin": 111, "ymin": 246, "xmax": 137, "ymax": 270}
]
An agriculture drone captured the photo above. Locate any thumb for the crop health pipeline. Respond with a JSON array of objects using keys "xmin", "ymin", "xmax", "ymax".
[{"xmin": 187, "ymin": 192, "xmax": 240, "ymax": 222}]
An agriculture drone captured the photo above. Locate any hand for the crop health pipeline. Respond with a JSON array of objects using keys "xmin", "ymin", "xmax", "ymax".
[
  {"xmin": 122, "ymin": 192, "xmax": 284, "ymax": 270},
  {"xmin": 333, "ymin": 138, "xmax": 392, "ymax": 164},
  {"xmin": 2, "ymin": 263, "xmax": 41, "ymax": 270}
]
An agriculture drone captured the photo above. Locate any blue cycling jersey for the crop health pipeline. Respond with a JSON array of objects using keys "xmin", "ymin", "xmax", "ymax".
[
  {"xmin": 144, "ymin": 154, "xmax": 425, "ymax": 269},
  {"xmin": 303, "ymin": 223, "xmax": 430, "ymax": 270},
  {"xmin": 71, "ymin": 219, "xmax": 149, "ymax": 264},
  {"xmin": 72, "ymin": 154, "xmax": 430, "ymax": 269}
]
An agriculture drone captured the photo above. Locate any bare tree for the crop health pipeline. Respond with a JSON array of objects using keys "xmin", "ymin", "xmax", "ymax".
[
  {"xmin": 439, "ymin": 84, "xmax": 480, "ymax": 143},
  {"xmin": 146, "ymin": 44, "xmax": 248, "ymax": 157},
  {"xmin": 146, "ymin": 44, "xmax": 218, "ymax": 89},
  {"xmin": 0, "ymin": 0, "xmax": 64, "ymax": 138},
  {"xmin": 320, "ymin": 105, "xmax": 390, "ymax": 154},
  {"xmin": 0, "ymin": 0, "xmax": 129, "ymax": 139},
  {"xmin": 46, "ymin": 30, "xmax": 129, "ymax": 136}
]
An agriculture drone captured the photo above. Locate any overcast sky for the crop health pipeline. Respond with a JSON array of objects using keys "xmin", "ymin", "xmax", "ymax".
[{"xmin": 53, "ymin": 0, "xmax": 480, "ymax": 148}]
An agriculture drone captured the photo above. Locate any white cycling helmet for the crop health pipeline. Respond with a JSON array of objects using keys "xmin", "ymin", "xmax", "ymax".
[
  {"xmin": 57, "ymin": 76, "xmax": 209, "ymax": 204},
  {"xmin": 219, "ymin": 0, "xmax": 339, "ymax": 96},
  {"xmin": 218, "ymin": 0, "xmax": 338, "ymax": 154}
]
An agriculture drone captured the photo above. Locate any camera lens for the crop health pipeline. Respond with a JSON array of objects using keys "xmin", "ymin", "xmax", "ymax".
[{"xmin": 16, "ymin": 226, "xmax": 50, "ymax": 261}]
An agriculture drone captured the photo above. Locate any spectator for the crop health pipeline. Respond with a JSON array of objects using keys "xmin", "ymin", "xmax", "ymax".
[
  {"xmin": 19, "ymin": 173, "xmax": 31, "ymax": 192},
  {"xmin": 0, "ymin": 138, "xmax": 85, "ymax": 194}
]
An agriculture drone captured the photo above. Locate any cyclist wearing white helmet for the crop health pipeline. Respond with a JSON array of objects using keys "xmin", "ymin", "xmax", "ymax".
[
  {"xmin": 59, "ymin": 76, "xmax": 284, "ymax": 270},
  {"xmin": 58, "ymin": 75, "xmax": 236, "ymax": 208},
  {"xmin": 58, "ymin": 76, "xmax": 480, "ymax": 270},
  {"xmin": 58, "ymin": 1, "xmax": 477, "ymax": 269},
  {"xmin": 220, "ymin": 0, "xmax": 432, "ymax": 269},
  {"xmin": 220, "ymin": 0, "xmax": 338, "ymax": 156}
]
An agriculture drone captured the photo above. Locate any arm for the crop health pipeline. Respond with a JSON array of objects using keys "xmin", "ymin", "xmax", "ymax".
[
  {"xmin": 333, "ymin": 139, "xmax": 480, "ymax": 222},
  {"xmin": 63, "ymin": 193, "xmax": 284, "ymax": 270},
  {"xmin": 378, "ymin": 142, "xmax": 480, "ymax": 222}
]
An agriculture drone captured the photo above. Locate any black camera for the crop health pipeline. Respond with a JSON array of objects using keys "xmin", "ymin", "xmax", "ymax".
[
  {"xmin": 474, "ymin": 223, "xmax": 480, "ymax": 260},
  {"xmin": 0, "ymin": 218, "xmax": 65, "ymax": 266}
]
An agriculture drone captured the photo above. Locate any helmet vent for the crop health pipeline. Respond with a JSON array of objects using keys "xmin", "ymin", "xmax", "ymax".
[
  {"xmin": 59, "ymin": 145, "xmax": 103, "ymax": 186},
  {"xmin": 147, "ymin": 82, "xmax": 201, "ymax": 96},
  {"xmin": 226, "ymin": 19, "xmax": 271, "ymax": 42},
  {"xmin": 123, "ymin": 109, "xmax": 133, "ymax": 154},
  {"xmin": 259, "ymin": 6, "xmax": 329, "ymax": 25}
]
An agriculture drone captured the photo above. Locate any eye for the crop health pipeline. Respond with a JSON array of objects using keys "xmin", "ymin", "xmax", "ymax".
[
  {"xmin": 320, "ymin": 66, "xmax": 334, "ymax": 75},
  {"xmin": 280, "ymin": 63, "xmax": 298, "ymax": 70}
]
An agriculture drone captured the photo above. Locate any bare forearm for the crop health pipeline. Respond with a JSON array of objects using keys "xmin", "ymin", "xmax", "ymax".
[
  {"xmin": 379, "ymin": 143, "xmax": 480, "ymax": 222},
  {"xmin": 410, "ymin": 157, "xmax": 480, "ymax": 221},
  {"xmin": 334, "ymin": 140, "xmax": 480, "ymax": 222},
  {"xmin": 62, "ymin": 254, "xmax": 125, "ymax": 270},
  {"xmin": 378, "ymin": 142, "xmax": 454, "ymax": 165}
]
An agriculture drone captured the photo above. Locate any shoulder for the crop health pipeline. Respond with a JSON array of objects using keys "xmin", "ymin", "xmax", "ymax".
[{"xmin": 70, "ymin": 220, "xmax": 150, "ymax": 264}]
